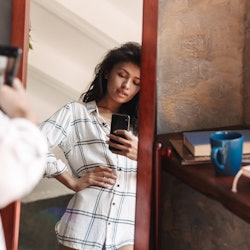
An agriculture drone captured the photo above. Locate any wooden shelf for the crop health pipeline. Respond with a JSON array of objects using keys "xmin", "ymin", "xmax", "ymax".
[{"xmin": 157, "ymin": 131, "xmax": 250, "ymax": 224}]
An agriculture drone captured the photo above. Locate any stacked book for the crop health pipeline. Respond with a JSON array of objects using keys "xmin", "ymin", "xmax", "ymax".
[{"xmin": 170, "ymin": 129, "xmax": 250, "ymax": 165}]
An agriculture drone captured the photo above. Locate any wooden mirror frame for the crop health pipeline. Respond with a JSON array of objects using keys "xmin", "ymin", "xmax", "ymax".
[
  {"xmin": 8, "ymin": 0, "xmax": 158, "ymax": 249},
  {"xmin": 134, "ymin": 0, "xmax": 158, "ymax": 250}
]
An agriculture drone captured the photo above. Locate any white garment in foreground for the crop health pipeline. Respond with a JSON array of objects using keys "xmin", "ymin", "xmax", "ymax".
[{"xmin": 0, "ymin": 110, "xmax": 47, "ymax": 250}]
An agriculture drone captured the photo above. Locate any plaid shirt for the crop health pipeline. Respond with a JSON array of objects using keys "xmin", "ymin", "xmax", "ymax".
[{"xmin": 40, "ymin": 101, "xmax": 137, "ymax": 250}]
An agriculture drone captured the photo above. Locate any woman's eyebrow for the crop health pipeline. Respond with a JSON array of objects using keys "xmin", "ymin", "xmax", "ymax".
[{"xmin": 120, "ymin": 68, "xmax": 129, "ymax": 74}]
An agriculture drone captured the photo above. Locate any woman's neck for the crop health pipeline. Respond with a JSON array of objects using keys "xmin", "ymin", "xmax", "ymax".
[{"xmin": 97, "ymin": 100, "xmax": 120, "ymax": 114}]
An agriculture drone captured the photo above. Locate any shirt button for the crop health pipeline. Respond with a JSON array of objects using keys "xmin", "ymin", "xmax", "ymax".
[
  {"xmin": 112, "ymin": 202, "xmax": 115, "ymax": 205},
  {"xmin": 118, "ymin": 168, "xmax": 122, "ymax": 171},
  {"xmin": 108, "ymin": 222, "xmax": 111, "ymax": 225},
  {"xmin": 117, "ymin": 184, "xmax": 120, "ymax": 187}
]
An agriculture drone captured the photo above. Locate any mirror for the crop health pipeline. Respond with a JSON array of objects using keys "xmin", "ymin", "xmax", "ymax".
[{"xmin": 19, "ymin": 0, "xmax": 145, "ymax": 249}]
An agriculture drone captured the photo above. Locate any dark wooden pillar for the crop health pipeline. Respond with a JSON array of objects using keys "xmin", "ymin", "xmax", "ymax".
[{"xmin": 134, "ymin": 0, "xmax": 158, "ymax": 249}]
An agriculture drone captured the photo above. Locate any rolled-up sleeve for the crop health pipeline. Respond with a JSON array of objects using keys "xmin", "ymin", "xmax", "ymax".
[
  {"xmin": 0, "ymin": 112, "xmax": 47, "ymax": 208},
  {"xmin": 40, "ymin": 103, "xmax": 73, "ymax": 177}
]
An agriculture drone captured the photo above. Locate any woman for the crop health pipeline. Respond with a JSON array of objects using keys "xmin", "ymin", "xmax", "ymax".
[{"xmin": 40, "ymin": 42, "xmax": 141, "ymax": 250}]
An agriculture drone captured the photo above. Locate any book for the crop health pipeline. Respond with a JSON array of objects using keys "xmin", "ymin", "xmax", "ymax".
[
  {"xmin": 170, "ymin": 139, "xmax": 210, "ymax": 165},
  {"xmin": 183, "ymin": 129, "xmax": 250, "ymax": 157},
  {"xmin": 170, "ymin": 138, "xmax": 250, "ymax": 166}
]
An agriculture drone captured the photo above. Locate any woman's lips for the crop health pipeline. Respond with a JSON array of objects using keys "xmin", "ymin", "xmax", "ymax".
[{"xmin": 117, "ymin": 89, "xmax": 128, "ymax": 97}]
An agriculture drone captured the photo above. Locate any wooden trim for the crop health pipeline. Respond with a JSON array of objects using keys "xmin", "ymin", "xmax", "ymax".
[
  {"xmin": 1, "ymin": 202, "xmax": 21, "ymax": 250},
  {"xmin": 1, "ymin": 1, "xmax": 30, "ymax": 250},
  {"xmin": 153, "ymin": 141, "xmax": 163, "ymax": 250},
  {"xmin": 134, "ymin": 0, "xmax": 158, "ymax": 249}
]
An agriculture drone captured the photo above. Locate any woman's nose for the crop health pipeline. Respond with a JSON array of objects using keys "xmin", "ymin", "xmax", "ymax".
[{"xmin": 121, "ymin": 79, "xmax": 130, "ymax": 89}]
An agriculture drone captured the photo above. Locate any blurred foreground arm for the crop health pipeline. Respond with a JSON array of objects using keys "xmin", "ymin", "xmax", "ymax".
[
  {"xmin": 0, "ymin": 79, "xmax": 47, "ymax": 208},
  {"xmin": 0, "ymin": 78, "xmax": 37, "ymax": 123}
]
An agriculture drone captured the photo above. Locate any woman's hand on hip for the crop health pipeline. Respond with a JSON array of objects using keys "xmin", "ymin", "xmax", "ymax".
[{"xmin": 75, "ymin": 166, "xmax": 117, "ymax": 190}]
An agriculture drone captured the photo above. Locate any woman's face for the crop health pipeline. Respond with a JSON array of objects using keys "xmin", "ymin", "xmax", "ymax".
[{"xmin": 105, "ymin": 62, "xmax": 140, "ymax": 105}]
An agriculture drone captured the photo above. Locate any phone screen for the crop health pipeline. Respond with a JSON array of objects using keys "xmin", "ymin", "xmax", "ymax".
[
  {"xmin": 0, "ymin": 46, "xmax": 22, "ymax": 86},
  {"xmin": 109, "ymin": 114, "xmax": 130, "ymax": 151}
]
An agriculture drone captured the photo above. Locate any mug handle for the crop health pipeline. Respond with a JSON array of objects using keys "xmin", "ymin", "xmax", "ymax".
[{"xmin": 211, "ymin": 146, "xmax": 224, "ymax": 170}]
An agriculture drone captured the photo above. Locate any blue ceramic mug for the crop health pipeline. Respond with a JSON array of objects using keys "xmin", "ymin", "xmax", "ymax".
[{"xmin": 210, "ymin": 131, "xmax": 243, "ymax": 176}]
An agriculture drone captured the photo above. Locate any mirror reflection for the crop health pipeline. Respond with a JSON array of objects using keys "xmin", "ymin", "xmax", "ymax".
[{"xmin": 20, "ymin": 1, "xmax": 143, "ymax": 249}]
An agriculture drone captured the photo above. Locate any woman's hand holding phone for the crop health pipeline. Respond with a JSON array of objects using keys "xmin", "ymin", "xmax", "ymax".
[
  {"xmin": 107, "ymin": 130, "xmax": 138, "ymax": 161},
  {"xmin": 106, "ymin": 113, "xmax": 138, "ymax": 161}
]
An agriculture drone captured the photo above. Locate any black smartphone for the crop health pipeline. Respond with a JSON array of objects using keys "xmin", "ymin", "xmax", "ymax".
[
  {"xmin": 0, "ymin": 45, "xmax": 22, "ymax": 86},
  {"xmin": 109, "ymin": 113, "xmax": 130, "ymax": 151}
]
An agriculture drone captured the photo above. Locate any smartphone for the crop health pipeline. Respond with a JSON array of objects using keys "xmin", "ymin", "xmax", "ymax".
[
  {"xmin": 109, "ymin": 113, "xmax": 130, "ymax": 151},
  {"xmin": 0, "ymin": 45, "xmax": 22, "ymax": 86}
]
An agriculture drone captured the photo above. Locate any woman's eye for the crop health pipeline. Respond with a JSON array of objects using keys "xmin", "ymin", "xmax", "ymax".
[
  {"xmin": 119, "ymin": 73, "xmax": 127, "ymax": 78},
  {"xmin": 133, "ymin": 81, "xmax": 140, "ymax": 86}
]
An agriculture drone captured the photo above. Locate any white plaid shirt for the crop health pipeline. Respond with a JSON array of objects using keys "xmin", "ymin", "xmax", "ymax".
[{"xmin": 40, "ymin": 101, "xmax": 137, "ymax": 250}]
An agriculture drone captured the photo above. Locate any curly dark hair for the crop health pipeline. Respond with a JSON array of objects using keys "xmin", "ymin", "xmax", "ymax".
[{"xmin": 79, "ymin": 42, "xmax": 141, "ymax": 135}]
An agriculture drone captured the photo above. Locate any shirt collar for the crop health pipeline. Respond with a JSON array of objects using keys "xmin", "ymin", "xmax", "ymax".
[{"xmin": 86, "ymin": 100, "xmax": 98, "ymax": 114}]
